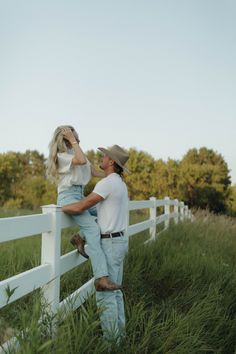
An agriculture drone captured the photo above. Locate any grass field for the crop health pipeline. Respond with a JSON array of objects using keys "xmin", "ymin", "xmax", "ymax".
[{"xmin": 1, "ymin": 210, "xmax": 236, "ymax": 353}]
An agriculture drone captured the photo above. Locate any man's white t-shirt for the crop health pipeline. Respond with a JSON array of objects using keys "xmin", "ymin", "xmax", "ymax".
[
  {"xmin": 93, "ymin": 173, "xmax": 128, "ymax": 234},
  {"xmin": 57, "ymin": 151, "xmax": 91, "ymax": 193}
]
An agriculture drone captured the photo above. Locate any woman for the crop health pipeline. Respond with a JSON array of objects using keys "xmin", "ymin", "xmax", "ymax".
[{"xmin": 46, "ymin": 125, "xmax": 120, "ymax": 291}]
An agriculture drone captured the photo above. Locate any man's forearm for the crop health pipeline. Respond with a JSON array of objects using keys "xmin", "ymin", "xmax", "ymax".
[
  {"xmin": 62, "ymin": 201, "xmax": 86, "ymax": 214},
  {"xmin": 62, "ymin": 192, "xmax": 104, "ymax": 215}
]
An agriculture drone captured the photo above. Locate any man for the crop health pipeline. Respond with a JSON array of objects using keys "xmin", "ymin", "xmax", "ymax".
[{"xmin": 62, "ymin": 144, "xmax": 129, "ymax": 342}]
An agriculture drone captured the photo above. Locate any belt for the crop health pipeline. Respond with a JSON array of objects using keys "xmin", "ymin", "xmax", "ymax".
[{"xmin": 101, "ymin": 231, "xmax": 124, "ymax": 239}]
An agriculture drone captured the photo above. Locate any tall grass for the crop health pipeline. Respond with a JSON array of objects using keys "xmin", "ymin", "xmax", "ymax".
[{"xmin": 1, "ymin": 211, "xmax": 236, "ymax": 353}]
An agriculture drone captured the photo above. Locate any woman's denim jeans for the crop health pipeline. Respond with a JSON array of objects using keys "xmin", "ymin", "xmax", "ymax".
[
  {"xmin": 57, "ymin": 185, "xmax": 108, "ymax": 279},
  {"xmin": 96, "ymin": 236, "xmax": 129, "ymax": 342}
]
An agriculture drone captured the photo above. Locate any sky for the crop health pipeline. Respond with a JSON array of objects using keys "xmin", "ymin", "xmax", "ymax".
[{"xmin": 0, "ymin": 0, "xmax": 236, "ymax": 183}]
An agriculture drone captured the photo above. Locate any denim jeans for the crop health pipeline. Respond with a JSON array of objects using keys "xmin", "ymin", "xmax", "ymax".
[
  {"xmin": 96, "ymin": 235, "xmax": 129, "ymax": 342},
  {"xmin": 57, "ymin": 185, "xmax": 108, "ymax": 279}
]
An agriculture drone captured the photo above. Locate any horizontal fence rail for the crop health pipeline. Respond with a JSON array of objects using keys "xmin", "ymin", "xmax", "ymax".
[{"xmin": 0, "ymin": 197, "xmax": 191, "ymax": 353}]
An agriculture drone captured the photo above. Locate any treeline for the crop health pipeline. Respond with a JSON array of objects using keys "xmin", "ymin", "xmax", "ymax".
[
  {"xmin": 0, "ymin": 147, "xmax": 235, "ymax": 215},
  {"xmin": 0, "ymin": 151, "xmax": 56, "ymax": 210}
]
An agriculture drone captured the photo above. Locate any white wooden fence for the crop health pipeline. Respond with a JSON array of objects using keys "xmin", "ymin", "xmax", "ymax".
[{"xmin": 0, "ymin": 197, "xmax": 191, "ymax": 352}]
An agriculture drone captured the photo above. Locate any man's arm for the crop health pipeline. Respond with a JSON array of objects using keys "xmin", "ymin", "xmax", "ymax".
[
  {"xmin": 62, "ymin": 192, "xmax": 104, "ymax": 214},
  {"xmin": 91, "ymin": 165, "xmax": 105, "ymax": 178}
]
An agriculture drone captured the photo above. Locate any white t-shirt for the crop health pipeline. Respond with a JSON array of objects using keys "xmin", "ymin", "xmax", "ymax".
[
  {"xmin": 93, "ymin": 173, "xmax": 128, "ymax": 234},
  {"xmin": 57, "ymin": 151, "xmax": 91, "ymax": 193}
]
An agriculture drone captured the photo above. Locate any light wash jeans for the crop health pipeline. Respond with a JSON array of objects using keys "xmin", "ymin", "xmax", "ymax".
[
  {"xmin": 96, "ymin": 235, "xmax": 129, "ymax": 342},
  {"xmin": 57, "ymin": 185, "xmax": 108, "ymax": 279}
]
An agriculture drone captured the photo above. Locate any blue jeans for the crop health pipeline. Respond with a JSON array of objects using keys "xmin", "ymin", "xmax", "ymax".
[
  {"xmin": 57, "ymin": 185, "xmax": 108, "ymax": 279},
  {"xmin": 96, "ymin": 236, "xmax": 129, "ymax": 342}
]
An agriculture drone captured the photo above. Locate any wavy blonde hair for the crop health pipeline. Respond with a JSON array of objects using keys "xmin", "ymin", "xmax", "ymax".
[{"xmin": 46, "ymin": 125, "xmax": 79, "ymax": 182}]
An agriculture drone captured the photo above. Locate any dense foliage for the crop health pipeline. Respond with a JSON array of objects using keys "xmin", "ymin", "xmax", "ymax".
[
  {"xmin": 0, "ymin": 150, "xmax": 56, "ymax": 209},
  {"xmin": 0, "ymin": 147, "xmax": 235, "ymax": 214}
]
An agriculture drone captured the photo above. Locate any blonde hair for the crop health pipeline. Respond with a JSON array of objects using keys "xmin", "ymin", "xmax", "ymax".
[{"xmin": 46, "ymin": 125, "xmax": 79, "ymax": 182}]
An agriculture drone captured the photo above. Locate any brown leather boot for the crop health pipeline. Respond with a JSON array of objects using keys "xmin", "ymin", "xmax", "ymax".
[
  {"xmin": 70, "ymin": 233, "xmax": 89, "ymax": 259},
  {"xmin": 94, "ymin": 276, "xmax": 122, "ymax": 291}
]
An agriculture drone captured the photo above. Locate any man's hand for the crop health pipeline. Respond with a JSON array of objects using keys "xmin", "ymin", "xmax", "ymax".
[{"xmin": 62, "ymin": 192, "xmax": 104, "ymax": 214}]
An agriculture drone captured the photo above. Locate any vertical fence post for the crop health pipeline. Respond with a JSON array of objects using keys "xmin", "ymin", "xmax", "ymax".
[
  {"xmin": 184, "ymin": 205, "xmax": 188, "ymax": 220},
  {"xmin": 41, "ymin": 205, "xmax": 62, "ymax": 323},
  {"xmin": 149, "ymin": 197, "xmax": 156, "ymax": 240},
  {"xmin": 180, "ymin": 201, "xmax": 184, "ymax": 222},
  {"xmin": 188, "ymin": 209, "xmax": 192, "ymax": 220},
  {"xmin": 164, "ymin": 196, "xmax": 170, "ymax": 229},
  {"xmin": 174, "ymin": 199, "xmax": 179, "ymax": 224},
  {"xmin": 127, "ymin": 199, "xmax": 130, "ymax": 237}
]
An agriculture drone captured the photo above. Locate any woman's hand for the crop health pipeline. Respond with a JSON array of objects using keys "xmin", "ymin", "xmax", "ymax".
[
  {"xmin": 61, "ymin": 127, "xmax": 86, "ymax": 165},
  {"xmin": 61, "ymin": 128, "xmax": 79, "ymax": 145}
]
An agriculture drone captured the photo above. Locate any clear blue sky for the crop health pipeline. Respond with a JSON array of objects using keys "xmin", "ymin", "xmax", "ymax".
[{"xmin": 1, "ymin": 0, "xmax": 236, "ymax": 183}]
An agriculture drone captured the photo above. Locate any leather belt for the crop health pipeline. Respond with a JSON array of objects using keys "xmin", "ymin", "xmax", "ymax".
[{"xmin": 101, "ymin": 231, "xmax": 124, "ymax": 239}]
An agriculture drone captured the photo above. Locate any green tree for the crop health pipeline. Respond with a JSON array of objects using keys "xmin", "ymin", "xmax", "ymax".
[
  {"xmin": 125, "ymin": 148, "xmax": 155, "ymax": 200},
  {"xmin": 0, "ymin": 150, "xmax": 53, "ymax": 209},
  {"xmin": 16, "ymin": 176, "xmax": 57, "ymax": 209},
  {"xmin": 150, "ymin": 159, "xmax": 168, "ymax": 199},
  {"xmin": 165, "ymin": 159, "xmax": 180, "ymax": 199},
  {"xmin": 178, "ymin": 147, "xmax": 231, "ymax": 213},
  {"xmin": 226, "ymin": 184, "xmax": 236, "ymax": 216},
  {"xmin": 0, "ymin": 152, "xmax": 24, "ymax": 205}
]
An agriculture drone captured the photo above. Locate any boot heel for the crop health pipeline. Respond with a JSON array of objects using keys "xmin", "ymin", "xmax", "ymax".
[
  {"xmin": 70, "ymin": 234, "xmax": 89, "ymax": 259},
  {"xmin": 70, "ymin": 237, "xmax": 76, "ymax": 246}
]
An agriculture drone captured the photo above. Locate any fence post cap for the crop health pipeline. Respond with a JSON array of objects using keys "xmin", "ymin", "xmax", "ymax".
[{"xmin": 41, "ymin": 204, "xmax": 62, "ymax": 212}]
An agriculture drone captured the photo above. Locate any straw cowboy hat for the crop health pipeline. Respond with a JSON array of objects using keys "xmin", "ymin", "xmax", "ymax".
[{"xmin": 98, "ymin": 145, "xmax": 130, "ymax": 173}]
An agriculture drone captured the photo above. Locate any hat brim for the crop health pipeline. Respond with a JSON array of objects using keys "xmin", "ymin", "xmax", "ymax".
[{"xmin": 98, "ymin": 147, "xmax": 130, "ymax": 173}]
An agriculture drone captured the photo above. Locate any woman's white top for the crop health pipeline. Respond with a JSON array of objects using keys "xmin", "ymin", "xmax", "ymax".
[{"xmin": 57, "ymin": 150, "xmax": 91, "ymax": 193}]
